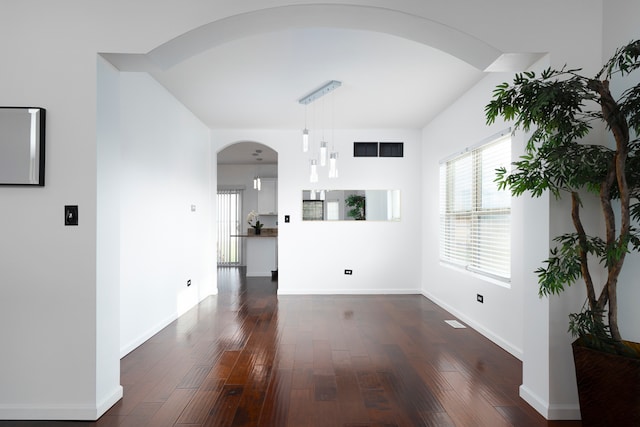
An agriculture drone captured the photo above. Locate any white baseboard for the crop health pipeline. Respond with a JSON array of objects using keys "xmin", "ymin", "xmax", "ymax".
[
  {"xmin": 120, "ymin": 312, "xmax": 178, "ymax": 358},
  {"xmin": 519, "ymin": 385, "xmax": 581, "ymax": 420},
  {"xmin": 277, "ymin": 288, "xmax": 420, "ymax": 295},
  {"xmin": 422, "ymin": 291, "xmax": 523, "ymax": 360},
  {"xmin": 96, "ymin": 385, "xmax": 123, "ymax": 418},
  {"xmin": 0, "ymin": 385, "xmax": 123, "ymax": 421}
]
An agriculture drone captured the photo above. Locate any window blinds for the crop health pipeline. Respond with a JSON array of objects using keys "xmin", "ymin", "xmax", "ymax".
[
  {"xmin": 439, "ymin": 134, "xmax": 511, "ymax": 280},
  {"xmin": 217, "ymin": 189, "xmax": 243, "ymax": 265}
]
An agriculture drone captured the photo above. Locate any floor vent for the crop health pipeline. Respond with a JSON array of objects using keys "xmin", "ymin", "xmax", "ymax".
[{"xmin": 445, "ymin": 320, "xmax": 466, "ymax": 329}]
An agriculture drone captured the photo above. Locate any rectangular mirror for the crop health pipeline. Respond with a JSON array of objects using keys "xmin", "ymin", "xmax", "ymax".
[
  {"xmin": 302, "ymin": 190, "xmax": 400, "ymax": 221},
  {"xmin": 0, "ymin": 107, "xmax": 46, "ymax": 186}
]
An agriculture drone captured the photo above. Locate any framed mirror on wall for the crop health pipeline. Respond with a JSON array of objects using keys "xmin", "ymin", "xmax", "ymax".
[
  {"xmin": 0, "ymin": 107, "xmax": 46, "ymax": 186},
  {"xmin": 302, "ymin": 190, "xmax": 400, "ymax": 221}
]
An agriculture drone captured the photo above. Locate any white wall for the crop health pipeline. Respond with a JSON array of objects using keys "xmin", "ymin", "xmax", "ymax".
[
  {"xmin": 0, "ymin": 3, "xmax": 104, "ymax": 419},
  {"xmin": 212, "ymin": 129, "xmax": 423, "ymax": 294},
  {"xmin": 418, "ymin": 2, "xmax": 640, "ymax": 419},
  {"xmin": 0, "ymin": 0, "xmax": 627, "ymax": 420},
  {"xmin": 603, "ymin": 0, "xmax": 640, "ymax": 345},
  {"xmin": 96, "ymin": 56, "xmax": 125, "ymax": 418},
  {"xmin": 115, "ymin": 72, "xmax": 214, "ymax": 357},
  {"xmin": 421, "ymin": 70, "xmax": 529, "ymax": 359}
]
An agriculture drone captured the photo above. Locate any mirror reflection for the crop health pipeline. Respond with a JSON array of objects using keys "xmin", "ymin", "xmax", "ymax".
[
  {"xmin": 302, "ymin": 190, "xmax": 400, "ymax": 221},
  {"xmin": 0, "ymin": 107, "xmax": 45, "ymax": 185}
]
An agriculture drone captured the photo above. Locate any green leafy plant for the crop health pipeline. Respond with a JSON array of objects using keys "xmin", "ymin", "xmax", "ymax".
[
  {"xmin": 486, "ymin": 40, "xmax": 640, "ymax": 355},
  {"xmin": 247, "ymin": 210, "xmax": 263, "ymax": 232},
  {"xmin": 345, "ymin": 194, "xmax": 366, "ymax": 220}
]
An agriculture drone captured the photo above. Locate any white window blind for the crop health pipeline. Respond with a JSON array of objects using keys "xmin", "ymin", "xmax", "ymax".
[
  {"xmin": 217, "ymin": 189, "xmax": 243, "ymax": 266},
  {"xmin": 439, "ymin": 134, "xmax": 511, "ymax": 280}
]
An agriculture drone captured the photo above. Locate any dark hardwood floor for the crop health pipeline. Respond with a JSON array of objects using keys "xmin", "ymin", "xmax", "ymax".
[{"xmin": 1, "ymin": 267, "xmax": 582, "ymax": 426}]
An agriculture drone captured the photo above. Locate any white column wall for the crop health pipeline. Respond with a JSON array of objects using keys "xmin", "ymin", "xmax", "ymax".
[
  {"xmin": 603, "ymin": 0, "xmax": 640, "ymax": 345},
  {"xmin": 117, "ymin": 72, "xmax": 214, "ymax": 358},
  {"xmin": 96, "ymin": 56, "xmax": 125, "ymax": 417}
]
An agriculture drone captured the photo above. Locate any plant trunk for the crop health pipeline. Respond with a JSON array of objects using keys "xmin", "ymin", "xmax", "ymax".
[
  {"xmin": 571, "ymin": 192, "xmax": 597, "ymax": 308},
  {"xmin": 594, "ymin": 79, "xmax": 631, "ymax": 342}
]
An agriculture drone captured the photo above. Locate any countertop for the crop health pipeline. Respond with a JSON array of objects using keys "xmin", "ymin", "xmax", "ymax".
[{"xmin": 231, "ymin": 228, "xmax": 277, "ymax": 237}]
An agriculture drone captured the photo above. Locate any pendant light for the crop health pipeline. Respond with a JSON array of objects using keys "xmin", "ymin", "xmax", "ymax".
[
  {"xmin": 302, "ymin": 128, "xmax": 309, "ymax": 152},
  {"xmin": 253, "ymin": 149, "xmax": 262, "ymax": 190},
  {"xmin": 329, "ymin": 152, "xmax": 338, "ymax": 178},
  {"xmin": 299, "ymin": 81, "xmax": 342, "ymax": 182},
  {"xmin": 302, "ymin": 103, "xmax": 309, "ymax": 152},
  {"xmin": 309, "ymin": 159, "xmax": 318, "ymax": 183},
  {"xmin": 319, "ymin": 141, "xmax": 328, "ymax": 167},
  {"xmin": 253, "ymin": 176, "xmax": 261, "ymax": 191}
]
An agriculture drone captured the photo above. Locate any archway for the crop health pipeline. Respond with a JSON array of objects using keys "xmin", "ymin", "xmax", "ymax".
[
  {"xmin": 102, "ymin": 4, "xmax": 504, "ymax": 73},
  {"xmin": 217, "ymin": 141, "xmax": 278, "ymax": 281}
]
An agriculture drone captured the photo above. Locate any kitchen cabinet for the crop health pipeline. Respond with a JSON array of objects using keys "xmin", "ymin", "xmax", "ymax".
[
  {"xmin": 246, "ymin": 236, "xmax": 277, "ymax": 277},
  {"xmin": 258, "ymin": 178, "xmax": 277, "ymax": 215}
]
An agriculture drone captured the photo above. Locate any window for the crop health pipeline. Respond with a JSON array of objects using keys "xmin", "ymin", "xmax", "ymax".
[
  {"xmin": 217, "ymin": 189, "xmax": 243, "ymax": 266},
  {"xmin": 439, "ymin": 133, "xmax": 511, "ymax": 280},
  {"xmin": 326, "ymin": 200, "xmax": 340, "ymax": 220}
]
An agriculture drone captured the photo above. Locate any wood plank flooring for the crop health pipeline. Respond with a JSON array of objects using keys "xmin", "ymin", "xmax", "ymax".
[{"xmin": 0, "ymin": 268, "xmax": 582, "ymax": 426}]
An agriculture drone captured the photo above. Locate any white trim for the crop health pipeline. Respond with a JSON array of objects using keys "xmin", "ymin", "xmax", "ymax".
[
  {"xmin": 422, "ymin": 290, "xmax": 523, "ymax": 360},
  {"xmin": 438, "ymin": 128, "xmax": 511, "ymax": 164},
  {"xmin": 278, "ymin": 288, "xmax": 420, "ymax": 295},
  {"xmin": 440, "ymin": 261, "xmax": 511, "ymax": 288},
  {"xmin": 519, "ymin": 385, "xmax": 582, "ymax": 420},
  {"xmin": 120, "ymin": 312, "xmax": 178, "ymax": 358},
  {"xmin": 0, "ymin": 385, "xmax": 123, "ymax": 421},
  {"xmin": 96, "ymin": 386, "xmax": 124, "ymax": 419},
  {"xmin": 101, "ymin": 4, "xmax": 503, "ymax": 72}
]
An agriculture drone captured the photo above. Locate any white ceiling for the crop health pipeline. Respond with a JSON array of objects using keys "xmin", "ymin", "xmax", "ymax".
[{"xmin": 150, "ymin": 27, "xmax": 486, "ymax": 163}]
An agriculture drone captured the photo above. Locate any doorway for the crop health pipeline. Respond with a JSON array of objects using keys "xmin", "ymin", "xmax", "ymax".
[{"xmin": 217, "ymin": 141, "xmax": 278, "ymax": 281}]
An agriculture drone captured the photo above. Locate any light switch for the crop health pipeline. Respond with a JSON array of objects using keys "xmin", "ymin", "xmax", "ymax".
[{"xmin": 65, "ymin": 205, "xmax": 78, "ymax": 226}]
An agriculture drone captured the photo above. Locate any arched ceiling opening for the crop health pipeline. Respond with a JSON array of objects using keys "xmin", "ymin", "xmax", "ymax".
[{"xmin": 101, "ymin": 4, "xmax": 544, "ymax": 130}]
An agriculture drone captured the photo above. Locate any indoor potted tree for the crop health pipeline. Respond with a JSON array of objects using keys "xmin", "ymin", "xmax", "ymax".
[
  {"xmin": 345, "ymin": 194, "xmax": 366, "ymax": 220},
  {"xmin": 485, "ymin": 40, "xmax": 640, "ymax": 425}
]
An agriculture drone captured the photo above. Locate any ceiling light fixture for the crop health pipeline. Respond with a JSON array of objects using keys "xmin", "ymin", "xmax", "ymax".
[
  {"xmin": 299, "ymin": 80, "xmax": 342, "ymax": 182},
  {"xmin": 319, "ymin": 141, "xmax": 328, "ymax": 167},
  {"xmin": 298, "ymin": 80, "xmax": 342, "ymax": 106},
  {"xmin": 309, "ymin": 159, "xmax": 318, "ymax": 183},
  {"xmin": 302, "ymin": 128, "xmax": 309, "ymax": 152},
  {"xmin": 253, "ymin": 149, "xmax": 262, "ymax": 191},
  {"xmin": 329, "ymin": 152, "xmax": 338, "ymax": 178}
]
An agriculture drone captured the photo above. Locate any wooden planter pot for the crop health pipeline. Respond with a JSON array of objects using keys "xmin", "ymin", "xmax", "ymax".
[{"xmin": 572, "ymin": 339, "xmax": 640, "ymax": 426}]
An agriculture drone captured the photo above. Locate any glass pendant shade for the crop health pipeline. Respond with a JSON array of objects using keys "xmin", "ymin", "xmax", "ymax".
[
  {"xmin": 302, "ymin": 129, "xmax": 309, "ymax": 152},
  {"xmin": 319, "ymin": 141, "xmax": 328, "ymax": 166},
  {"xmin": 309, "ymin": 159, "xmax": 318, "ymax": 183},
  {"xmin": 310, "ymin": 189, "xmax": 316, "ymax": 200},
  {"xmin": 320, "ymin": 190, "xmax": 326, "ymax": 201},
  {"xmin": 329, "ymin": 152, "xmax": 338, "ymax": 178},
  {"xmin": 253, "ymin": 176, "xmax": 261, "ymax": 191}
]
